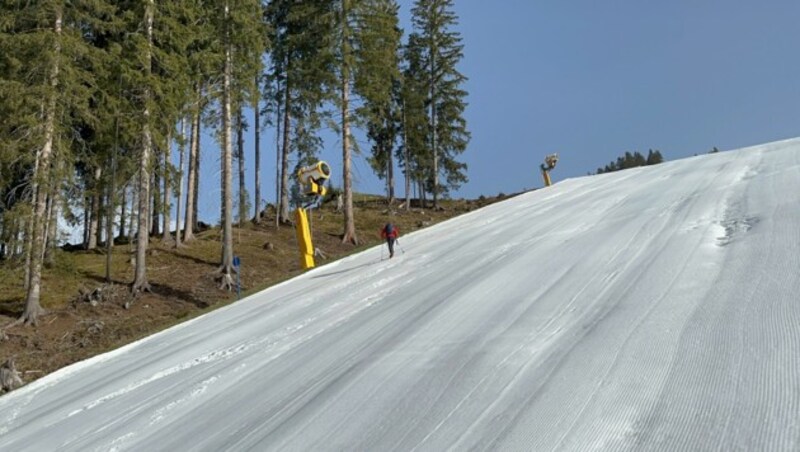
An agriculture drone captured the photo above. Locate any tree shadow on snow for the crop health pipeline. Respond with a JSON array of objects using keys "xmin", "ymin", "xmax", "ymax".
[{"xmin": 311, "ymin": 261, "xmax": 377, "ymax": 279}]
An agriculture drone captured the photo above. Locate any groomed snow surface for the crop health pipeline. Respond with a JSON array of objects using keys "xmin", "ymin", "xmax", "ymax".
[{"xmin": 2, "ymin": 138, "xmax": 800, "ymax": 451}]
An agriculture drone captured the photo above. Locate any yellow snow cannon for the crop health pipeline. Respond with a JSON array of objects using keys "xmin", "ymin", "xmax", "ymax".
[
  {"xmin": 540, "ymin": 153, "xmax": 558, "ymax": 187},
  {"xmin": 294, "ymin": 161, "xmax": 332, "ymax": 270},
  {"xmin": 297, "ymin": 161, "xmax": 331, "ymax": 197},
  {"xmin": 295, "ymin": 208, "xmax": 315, "ymax": 269}
]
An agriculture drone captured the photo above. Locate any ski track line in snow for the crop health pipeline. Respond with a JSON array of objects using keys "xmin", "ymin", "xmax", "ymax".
[
  {"xmin": 469, "ymin": 154, "xmax": 749, "ymax": 451},
  {"xmin": 234, "ymin": 246, "xmax": 520, "ymax": 449},
  {"xmin": 228, "ymin": 240, "xmax": 534, "ymax": 450},
  {"xmin": 406, "ymin": 158, "xmax": 720, "ymax": 449},
  {"xmin": 552, "ymin": 211, "xmax": 719, "ymax": 451},
  {"xmin": 79, "ymin": 262, "xmax": 416, "ymax": 417},
  {"xmin": 0, "ymin": 259, "xmax": 356, "ymax": 433},
  {"xmin": 69, "ymin": 268, "xmax": 415, "ymax": 425},
  {"xmin": 616, "ymin": 149, "xmax": 780, "ymax": 447},
  {"xmin": 202, "ymin": 271, "xmax": 425, "ymax": 448},
  {"xmin": 404, "ymin": 259, "xmax": 608, "ymax": 451},
  {"xmin": 59, "ymin": 272, "xmax": 416, "ymax": 451},
  {"xmin": 378, "ymin": 263, "xmax": 580, "ymax": 452},
  {"xmin": 715, "ymin": 153, "xmax": 800, "ymax": 450},
  {"xmin": 4, "ymin": 139, "xmax": 800, "ymax": 451}
]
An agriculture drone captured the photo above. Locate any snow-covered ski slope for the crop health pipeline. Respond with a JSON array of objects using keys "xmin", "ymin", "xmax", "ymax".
[{"xmin": 2, "ymin": 139, "xmax": 800, "ymax": 451}]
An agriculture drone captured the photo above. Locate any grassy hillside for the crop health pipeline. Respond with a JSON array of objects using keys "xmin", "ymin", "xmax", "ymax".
[{"xmin": 0, "ymin": 194, "xmax": 507, "ymax": 387}]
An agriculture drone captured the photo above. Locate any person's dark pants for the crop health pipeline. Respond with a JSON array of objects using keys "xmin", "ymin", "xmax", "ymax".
[{"xmin": 387, "ymin": 238, "xmax": 395, "ymax": 257}]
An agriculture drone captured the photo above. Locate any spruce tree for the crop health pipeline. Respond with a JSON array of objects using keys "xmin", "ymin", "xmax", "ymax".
[
  {"xmin": 253, "ymin": 74, "xmax": 263, "ymax": 223},
  {"xmin": 175, "ymin": 118, "xmax": 187, "ymax": 247},
  {"xmin": 647, "ymin": 149, "xmax": 664, "ymax": 164},
  {"xmin": 358, "ymin": 0, "xmax": 402, "ymax": 204},
  {"xmin": 0, "ymin": 1, "xmax": 115, "ymax": 324},
  {"xmin": 181, "ymin": 0, "xmax": 218, "ymax": 243},
  {"xmin": 210, "ymin": 0, "xmax": 265, "ymax": 289},
  {"xmin": 410, "ymin": 0, "xmax": 470, "ymax": 207},
  {"xmin": 111, "ymin": 0, "xmax": 195, "ymax": 294},
  {"xmin": 267, "ymin": 0, "xmax": 335, "ymax": 223},
  {"xmin": 131, "ymin": 0, "xmax": 156, "ymax": 294},
  {"xmin": 331, "ymin": 0, "xmax": 402, "ymax": 243},
  {"xmin": 399, "ymin": 32, "xmax": 432, "ymax": 208}
]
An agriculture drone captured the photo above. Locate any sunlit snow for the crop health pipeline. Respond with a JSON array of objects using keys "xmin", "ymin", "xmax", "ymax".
[{"xmin": 2, "ymin": 138, "xmax": 799, "ymax": 451}]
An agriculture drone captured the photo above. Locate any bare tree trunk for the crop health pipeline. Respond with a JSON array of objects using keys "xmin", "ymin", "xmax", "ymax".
[
  {"xmin": 162, "ymin": 129, "xmax": 173, "ymax": 243},
  {"xmin": 220, "ymin": 139, "xmax": 224, "ymax": 223},
  {"xmin": 88, "ymin": 167, "xmax": 102, "ymax": 250},
  {"xmin": 24, "ymin": 130, "xmax": 42, "ymax": 290},
  {"xmin": 387, "ymin": 138, "xmax": 395, "ymax": 204},
  {"xmin": 23, "ymin": 9, "xmax": 62, "ymax": 325},
  {"xmin": 14, "ymin": 218, "xmax": 24, "ymax": 257},
  {"xmin": 129, "ymin": 178, "xmax": 137, "ymax": 242},
  {"xmin": 341, "ymin": 92, "xmax": 357, "ymax": 244},
  {"xmin": 87, "ymin": 196, "xmax": 97, "ymax": 249},
  {"xmin": 253, "ymin": 78, "xmax": 262, "ymax": 224},
  {"xmin": 44, "ymin": 190, "xmax": 58, "ymax": 267},
  {"xmin": 105, "ymin": 111, "xmax": 120, "ymax": 281},
  {"xmin": 184, "ymin": 87, "xmax": 200, "ymax": 242},
  {"xmin": 237, "ymin": 107, "xmax": 246, "ymax": 227},
  {"xmin": 430, "ymin": 51, "xmax": 439, "ymax": 209},
  {"xmin": 275, "ymin": 77, "xmax": 282, "ymax": 228},
  {"xmin": 96, "ymin": 193, "xmax": 104, "ymax": 248},
  {"xmin": 119, "ymin": 183, "xmax": 127, "ymax": 239},
  {"xmin": 402, "ymin": 100, "xmax": 410, "ymax": 211},
  {"xmin": 132, "ymin": 0, "xmax": 154, "ymax": 295},
  {"xmin": 82, "ymin": 197, "xmax": 89, "ymax": 248},
  {"xmin": 175, "ymin": 118, "xmax": 185, "ymax": 247},
  {"xmin": 42, "ymin": 194, "xmax": 52, "ymax": 260},
  {"xmin": 23, "ymin": 214, "xmax": 32, "ymax": 287},
  {"xmin": 218, "ymin": 1, "xmax": 235, "ymax": 290},
  {"xmin": 151, "ymin": 153, "xmax": 161, "ymax": 237},
  {"xmin": 147, "ymin": 175, "xmax": 153, "ymax": 234},
  {"xmin": 341, "ymin": 20, "xmax": 357, "ymax": 245},
  {"xmin": 192, "ymin": 112, "xmax": 200, "ymax": 232},
  {"xmin": 0, "ymin": 215, "xmax": 6, "ymax": 260},
  {"xmin": 105, "ymin": 173, "xmax": 115, "ymax": 282},
  {"xmin": 279, "ymin": 60, "xmax": 291, "ymax": 224}
]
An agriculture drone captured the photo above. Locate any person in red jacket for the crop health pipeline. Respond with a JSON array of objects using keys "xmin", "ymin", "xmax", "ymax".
[{"xmin": 380, "ymin": 223, "xmax": 399, "ymax": 258}]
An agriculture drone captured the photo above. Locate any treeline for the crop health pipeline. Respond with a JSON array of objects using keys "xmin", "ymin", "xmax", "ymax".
[
  {"xmin": 0, "ymin": 0, "xmax": 470, "ymax": 325},
  {"xmin": 595, "ymin": 150, "xmax": 664, "ymax": 174}
]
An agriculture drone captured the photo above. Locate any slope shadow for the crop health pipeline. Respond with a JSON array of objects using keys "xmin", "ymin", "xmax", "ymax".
[
  {"xmin": 0, "ymin": 301, "xmax": 22, "ymax": 317},
  {"xmin": 162, "ymin": 249, "xmax": 217, "ymax": 266},
  {"xmin": 80, "ymin": 271, "xmax": 125, "ymax": 286},
  {"xmin": 149, "ymin": 283, "xmax": 210, "ymax": 309},
  {"xmin": 79, "ymin": 271, "xmax": 209, "ymax": 309},
  {"xmin": 311, "ymin": 261, "xmax": 376, "ymax": 279}
]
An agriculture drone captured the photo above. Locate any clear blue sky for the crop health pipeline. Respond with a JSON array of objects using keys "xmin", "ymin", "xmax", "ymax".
[{"xmin": 192, "ymin": 1, "xmax": 800, "ymax": 223}]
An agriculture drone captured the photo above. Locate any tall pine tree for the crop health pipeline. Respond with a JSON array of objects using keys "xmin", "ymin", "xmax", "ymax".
[
  {"xmin": 358, "ymin": 0, "xmax": 402, "ymax": 204},
  {"xmin": 0, "ymin": 0, "xmax": 114, "ymax": 323},
  {"xmin": 267, "ymin": 0, "xmax": 335, "ymax": 223},
  {"xmin": 400, "ymin": 32, "xmax": 432, "ymax": 207},
  {"xmin": 333, "ymin": 0, "xmax": 402, "ymax": 243},
  {"xmin": 410, "ymin": 0, "xmax": 469, "ymax": 207},
  {"xmin": 211, "ymin": 0, "xmax": 265, "ymax": 289}
]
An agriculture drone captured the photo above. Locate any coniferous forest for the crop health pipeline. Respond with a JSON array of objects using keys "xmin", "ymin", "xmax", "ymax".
[
  {"xmin": 594, "ymin": 149, "xmax": 664, "ymax": 175},
  {"xmin": 0, "ymin": 0, "xmax": 470, "ymax": 327}
]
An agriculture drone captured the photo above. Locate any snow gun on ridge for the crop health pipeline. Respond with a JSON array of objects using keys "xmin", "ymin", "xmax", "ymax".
[{"xmin": 541, "ymin": 153, "xmax": 558, "ymax": 187}]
